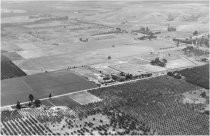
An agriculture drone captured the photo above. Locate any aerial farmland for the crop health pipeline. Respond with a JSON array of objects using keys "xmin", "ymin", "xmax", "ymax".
[{"xmin": 1, "ymin": 0, "xmax": 209, "ymax": 135}]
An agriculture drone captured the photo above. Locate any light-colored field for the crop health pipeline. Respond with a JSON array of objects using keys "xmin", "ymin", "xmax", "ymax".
[
  {"xmin": 71, "ymin": 66, "xmax": 103, "ymax": 84},
  {"xmin": 139, "ymin": 64, "xmax": 167, "ymax": 73},
  {"xmin": 1, "ymin": 1, "xmax": 208, "ymax": 76},
  {"xmin": 91, "ymin": 53, "xmax": 196, "ymax": 76},
  {"xmin": 1, "ymin": 52, "xmax": 23, "ymax": 61},
  {"xmin": 13, "ymin": 45, "xmax": 154, "ymax": 74},
  {"xmin": 1, "ymin": 8, "xmax": 26, "ymax": 13},
  {"xmin": 1, "ymin": 41, "xmax": 22, "ymax": 52},
  {"xmin": 166, "ymin": 58, "xmax": 195, "ymax": 69},
  {"xmin": 182, "ymin": 90, "xmax": 207, "ymax": 104},
  {"xmin": 16, "ymin": 42, "xmax": 39, "ymax": 50},
  {"xmin": 24, "ymin": 21, "xmax": 64, "ymax": 28},
  {"xmin": 68, "ymin": 92, "xmax": 102, "ymax": 105},
  {"xmin": 17, "ymin": 48, "xmax": 65, "ymax": 59},
  {"xmin": 91, "ymin": 63, "xmax": 120, "ymax": 75},
  {"xmin": 2, "ymin": 16, "xmax": 37, "ymax": 24},
  {"xmin": 182, "ymin": 89, "xmax": 209, "ymax": 114},
  {"xmin": 110, "ymin": 63, "xmax": 148, "ymax": 75}
]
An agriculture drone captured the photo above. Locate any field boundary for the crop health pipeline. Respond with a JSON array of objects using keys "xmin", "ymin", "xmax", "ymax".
[
  {"xmin": 1, "ymin": 74, "xmax": 161, "ymax": 108},
  {"xmin": 1, "ymin": 63, "xmax": 205, "ymax": 109}
]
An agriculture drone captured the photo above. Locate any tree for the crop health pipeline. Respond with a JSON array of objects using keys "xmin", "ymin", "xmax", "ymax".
[
  {"xmin": 140, "ymin": 27, "xmax": 145, "ymax": 33},
  {"xmin": 167, "ymin": 72, "xmax": 173, "ymax": 76},
  {"xmin": 162, "ymin": 59, "xmax": 167, "ymax": 63},
  {"xmin": 176, "ymin": 41, "xmax": 179, "ymax": 47},
  {"xmin": 155, "ymin": 57, "xmax": 160, "ymax": 62},
  {"xmin": 151, "ymin": 57, "xmax": 167, "ymax": 67},
  {"xmin": 200, "ymin": 92, "xmax": 206, "ymax": 98},
  {"xmin": 148, "ymin": 34, "xmax": 152, "ymax": 40},
  {"xmin": 28, "ymin": 102, "xmax": 32, "ymax": 107},
  {"xmin": 150, "ymin": 60, "xmax": 155, "ymax": 65},
  {"xmin": 29, "ymin": 94, "xmax": 34, "ymax": 102},
  {"xmin": 116, "ymin": 28, "xmax": 121, "ymax": 32},
  {"xmin": 16, "ymin": 101, "xmax": 21, "ymax": 109},
  {"xmin": 49, "ymin": 93, "xmax": 52, "ymax": 98},
  {"xmin": 125, "ymin": 74, "xmax": 133, "ymax": 80},
  {"xmin": 34, "ymin": 99, "xmax": 41, "ymax": 107},
  {"xmin": 120, "ymin": 72, "xmax": 125, "ymax": 76},
  {"xmin": 146, "ymin": 27, "xmax": 149, "ymax": 33},
  {"xmin": 193, "ymin": 30, "xmax": 198, "ymax": 35}
]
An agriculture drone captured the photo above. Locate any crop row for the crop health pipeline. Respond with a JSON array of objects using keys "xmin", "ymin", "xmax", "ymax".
[
  {"xmin": 88, "ymin": 75, "xmax": 209, "ymax": 135},
  {"xmin": 178, "ymin": 64, "xmax": 209, "ymax": 89}
]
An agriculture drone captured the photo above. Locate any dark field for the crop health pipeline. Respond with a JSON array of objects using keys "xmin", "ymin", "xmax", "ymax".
[
  {"xmin": 179, "ymin": 64, "xmax": 209, "ymax": 89},
  {"xmin": 88, "ymin": 76, "xmax": 209, "ymax": 135},
  {"xmin": 1, "ymin": 70, "xmax": 97, "ymax": 106},
  {"xmin": 1, "ymin": 55, "xmax": 26, "ymax": 80}
]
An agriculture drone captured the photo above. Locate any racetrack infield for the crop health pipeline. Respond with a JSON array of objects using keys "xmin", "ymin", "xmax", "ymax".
[{"xmin": 1, "ymin": 69, "xmax": 97, "ymax": 106}]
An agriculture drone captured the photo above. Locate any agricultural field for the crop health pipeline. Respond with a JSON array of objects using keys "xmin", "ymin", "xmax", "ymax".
[
  {"xmin": 70, "ymin": 48, "xmax": 202, "ymax": 84},
  {"xmin": 71, "ymin": 66, "xmax": 105, "ymax": 84},
  {"xmin": 88, "ymin": 75, "xmax": 209, "ymax": 135},
  {"xmin": 178, "ymin": 64, "xmax": 209, "ymax": 89},
  {"xmin": 41, "ymin": 95, "xmax": 80, "ymax": 107},
  {"xmin": 1, "ymin": 75, "xmax": 209, "ymax": 135},
  {"xmin": 91, "ymin": 63, "xmax": 120, "ymax": 75},
  {"xmin": 3, "ymin": 1, "xmax": 204, "ymax": 75},
  {"xmin": 1, "ymin": 52, "xmax": 23, "ymax": 61},
  {"xmin": 109, "ymin": 63, "xmax": 149, "ymax": 76},
  {"xmin": 165, "ymin": 58, "xmax": 195, "ymax": 69},
  {"xmin": 1, "ymin": 1, "xmax": 209, "ymax": 135},
  {"xmin": 68, "ymin": 92, "xmax": 102, "ymax": 105},
  {"xmin": 1, "ymin": 69, "xmax": 97, "ymax": 106},
  {"xmin": 1, "ymin": 54, "xmax": 27, "ymax": 80},
  {"xmin": 0, "ymin": 104, "xmax": 155, "ymax": 135}
]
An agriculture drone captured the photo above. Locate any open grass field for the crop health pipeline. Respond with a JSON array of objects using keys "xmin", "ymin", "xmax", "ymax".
[
  {"xmin": 1, "ymin": 70, "xmax": 97, "ymax": 106},
  {"xmin": 88, "ymin": 75, "xmax": 209, "ymax": 135},
  {"xmin": 1, "ymin": 55, "xmax": 27, "ymax": 80}
]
